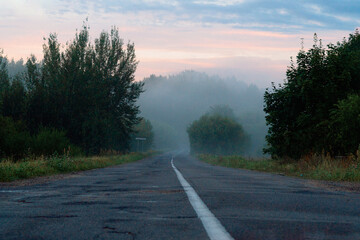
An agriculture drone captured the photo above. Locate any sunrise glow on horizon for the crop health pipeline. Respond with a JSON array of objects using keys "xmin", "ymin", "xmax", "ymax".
[{"xmin": 1, "ymin": 0, "xmax": 359, "ymax": 87}]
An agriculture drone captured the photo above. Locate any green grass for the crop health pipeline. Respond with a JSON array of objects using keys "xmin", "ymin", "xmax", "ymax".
[
  {"xmin": 198, "ymin": 154, "xmax": 360, "ymax": 181},
  {"xmin": 0, "ymin": 152, "xmax": 157, "ymax": 182}
]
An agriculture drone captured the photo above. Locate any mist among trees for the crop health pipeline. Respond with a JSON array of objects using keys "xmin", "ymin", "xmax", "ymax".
[
  {"xmin": 138, "ymin": 71, "xmax": 267, "ymax": 156},
  {"xmin": 188, "ymin": 105, "xmax": 249, "ymax": 155}
]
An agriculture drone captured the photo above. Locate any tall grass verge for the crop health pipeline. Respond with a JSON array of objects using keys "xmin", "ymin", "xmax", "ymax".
[
  {"xmin": 0, "ymin": 151, "xmax": 157, "ymax": 182},
  {"xmin": 198, "ymin": 153, "xmax": 360, "ymax": 181}
]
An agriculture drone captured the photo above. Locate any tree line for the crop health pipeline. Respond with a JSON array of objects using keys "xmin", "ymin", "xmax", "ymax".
[
  {"xmin": 264, "ymin": 32, "xmax": 360, "ymax": 159},
  {"xmin": 0, "ymin": 24, "xmax": 143, "ymax": 159}
]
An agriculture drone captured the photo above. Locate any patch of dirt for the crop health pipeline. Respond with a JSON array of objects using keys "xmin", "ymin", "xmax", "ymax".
[
  {"xmin": 0, "ymin": 172, "xmax": 82, "ymax": 188},
  {"xmin": 308, "ymin": 180, "xmax": 360, "ymax": 193}
]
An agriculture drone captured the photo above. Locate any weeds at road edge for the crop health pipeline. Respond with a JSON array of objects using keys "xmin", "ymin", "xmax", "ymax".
[
  {"xmin": 0, "ymin": 152, "xmax": 157, "ymax": 182},
  {"xmin": 198, "ymin": 153, "xmax": 360, "ymax": 181}
]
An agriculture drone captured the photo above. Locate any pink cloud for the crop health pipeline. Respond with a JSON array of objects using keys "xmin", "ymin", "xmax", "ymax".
[{"xmin": 0, "ymin": 9, "xmax": 354, "ymax": 87}]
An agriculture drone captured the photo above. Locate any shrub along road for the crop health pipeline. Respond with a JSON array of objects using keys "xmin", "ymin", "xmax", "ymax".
[{"xmin": 1, "ymin": 152, "xmax": 360, "ymax": 239}]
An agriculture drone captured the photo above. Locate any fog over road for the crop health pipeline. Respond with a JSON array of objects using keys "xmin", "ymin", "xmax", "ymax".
[{"xmin": 1, "ymin": 153, "xmax": 360, "ymax": 239}]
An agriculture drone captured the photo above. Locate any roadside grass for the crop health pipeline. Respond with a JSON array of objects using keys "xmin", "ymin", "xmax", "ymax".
[
  {"xmin": 198, "ymin": 153, "xmax": 360, "ymax": 181},
  {"xmin": 0, "ymin": 151, "xmax": 157, "ymax": 182}
]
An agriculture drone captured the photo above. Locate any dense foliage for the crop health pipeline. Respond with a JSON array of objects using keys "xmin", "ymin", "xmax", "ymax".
[
  {"xmin": 187, "ymin": 106, "xmax": 249, "ymax": 155},
  {"xmin": 264, "ymin": 32, "xmax": 360, "ymax": 158},
  {"xmin": 0, "ymin": 24, "xmax": 143, "ymax": 158},
  {"xmin": 0, "ymin": 116, "xmax": 30, "ymax": 159}
]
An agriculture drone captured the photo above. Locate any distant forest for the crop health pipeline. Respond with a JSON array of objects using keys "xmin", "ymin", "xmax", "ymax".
[{"xmin": 138, "ymin": 71, "xmax": 267, "ymax": 156}]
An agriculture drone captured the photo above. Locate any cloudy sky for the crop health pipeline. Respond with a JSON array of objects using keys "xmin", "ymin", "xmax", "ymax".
[{"xmin": 1, "ymin": 0, "xmax": 359, "ymax": 86}]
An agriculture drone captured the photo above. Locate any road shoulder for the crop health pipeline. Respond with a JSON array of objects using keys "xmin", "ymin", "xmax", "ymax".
[
  {"xmin": 0, "ymin": 172, "xmax": 82, "ymax": 187},
  {"xmin": 307, "ymin": 180, "xmax": 360, "ymax": 193}
]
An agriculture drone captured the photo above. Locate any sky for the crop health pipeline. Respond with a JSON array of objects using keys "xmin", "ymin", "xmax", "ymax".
[{"xmin": 1, "ymin": 0, "xmax": 360, "ymax": 87}]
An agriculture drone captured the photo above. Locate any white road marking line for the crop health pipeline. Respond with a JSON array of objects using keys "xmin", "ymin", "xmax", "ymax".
[{"xmin": 171, "ymin": 158, "xmax": 234, "ymax": 240}]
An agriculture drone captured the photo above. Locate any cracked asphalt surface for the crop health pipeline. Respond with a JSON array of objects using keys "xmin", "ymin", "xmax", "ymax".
[{"xmin": 1, "ymin": 152, "xmax": 360, "ymax": 239}]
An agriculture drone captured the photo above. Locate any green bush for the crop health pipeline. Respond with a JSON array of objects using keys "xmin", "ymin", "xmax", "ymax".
[
  {"xmin": 187, "ymin": 113, "xmax": 249, "ymax": 155},
  {"xmin": 0, "ymin": 116, "xmax": 30, "ymax": 160},
  {"xmin": 31, "ymin": 128, "xmax": 71, "ymax": 156},
  {"xmin": 0, "ymin": 117, "xmax": 82, "ymax": 160}
]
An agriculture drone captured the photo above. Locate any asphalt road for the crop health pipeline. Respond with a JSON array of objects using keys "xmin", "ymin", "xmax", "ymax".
[{"xmin": 1, "ymin": 152, "xmax": 360, "ymax": 240}]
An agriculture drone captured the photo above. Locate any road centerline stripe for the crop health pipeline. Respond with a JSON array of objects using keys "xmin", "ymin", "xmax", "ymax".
[{"xmin": 171, "ymin": 158, "xmax": 234, "ymax": 240}]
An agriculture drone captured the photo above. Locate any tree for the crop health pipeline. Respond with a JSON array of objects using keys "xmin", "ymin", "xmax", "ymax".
[
  {"xmin": 264, "ymin": 32, "xmax": 360, "ymax": 158},
  {"xmin": 24, "ymin": 55, "xmax": 45, "ymax": 134},
  {"xmin": 207, "ymin": 104, "xmax": 238, "ymax": 120},
  {"xmin": 130, "ymin": 118, "xmax": 154, "ymax": 151},
  {"xmin": 0, "ymin": 50, "xmax": 10, "ymax": 115},
  {"xmin": 2, "ymin": 78, "xmax": 26, "ymax": 121},
  {"xmin": 329, "ymin": 94, "xmax": 360, "ymax": 155},
  {"xmin": 28, "ymin": 24, "xmax": 143, "ymax": 154},
  {"xmin": 0, "ymin": 116, "xmax": 30, "ymax": 160},
  {"xmin": 187, "ymin": 107, "xmax": 249, "ymax": 155},
  {"xmin": 0, "ymin": 23, "xmax": 143, "ymax": 156},
  {"xmin": 7, "ymin": 58, "xmax": 26, "ymax": 77}
]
